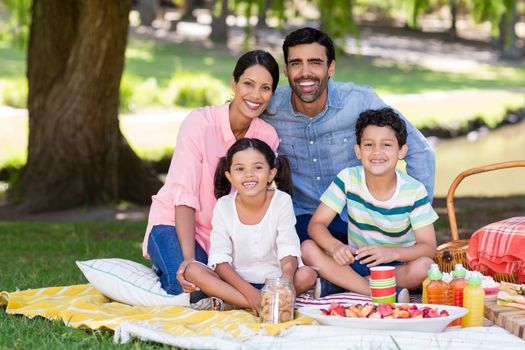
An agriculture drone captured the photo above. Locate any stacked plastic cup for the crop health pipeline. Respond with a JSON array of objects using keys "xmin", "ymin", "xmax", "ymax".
[{"xmin": 369, "ymin": 266, "xmax": 396, "ymax": 303}]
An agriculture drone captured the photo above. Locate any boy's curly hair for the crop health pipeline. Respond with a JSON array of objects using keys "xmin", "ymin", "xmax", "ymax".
[{"xmin": 355, "ymin": 108, "xmax": 407, "ymax": 146}]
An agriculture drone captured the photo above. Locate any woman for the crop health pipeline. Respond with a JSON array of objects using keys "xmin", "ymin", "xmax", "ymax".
[{"xmin": 143, "ymin": 50, "xmax": 280, "ymax": 298}]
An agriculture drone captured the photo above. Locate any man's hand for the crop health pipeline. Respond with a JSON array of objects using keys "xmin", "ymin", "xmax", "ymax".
[
  {"xmin": 176, "ymin": 259, "xmax": 200, "ymax": 293},
  {"xmin": 355, "ymin": 245, "xmax": 397, "ymax": 267}
]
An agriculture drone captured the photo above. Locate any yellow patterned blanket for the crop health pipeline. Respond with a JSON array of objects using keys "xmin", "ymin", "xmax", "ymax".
[{"xmin": 0, "ymin": 284, "xmax": 313, "ymax": 339}]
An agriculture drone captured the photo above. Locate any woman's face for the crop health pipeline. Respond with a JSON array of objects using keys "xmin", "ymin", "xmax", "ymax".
[{"xmin": 231, "ymin": 64, "xmax": 274, "ymax": 121}]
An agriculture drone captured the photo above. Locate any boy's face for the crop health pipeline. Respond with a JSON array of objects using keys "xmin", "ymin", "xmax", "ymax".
[{"xmin": 354, "ymin": 125, "xmax": 408, "ymax": 177}]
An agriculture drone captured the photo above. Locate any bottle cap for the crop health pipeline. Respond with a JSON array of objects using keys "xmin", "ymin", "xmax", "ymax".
[
  {"xmin": 428, "ymin": 269, "xmax": 443, "ymax": 281},
  {"xmin": 427, "ymin": 263, "xmax": 441, "ymax": 277},
  {"xmin": 467, "ymin": 271, "xmax": 483, "ymax": 286},
  {"xmin": 453, "ymin": 263, "xmax": 466, "ymax": 278}
]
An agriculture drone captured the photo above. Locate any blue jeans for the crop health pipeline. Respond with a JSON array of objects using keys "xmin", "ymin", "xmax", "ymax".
[
  {"xmin": 147, "ymin": 225, "xmax": 208, "ymax": 301},
  {"xmin": 319, "ymin": 260, "xmax": 405, "ymax": 297},
  {"xmin": 296, "ymin": 214, "xmax": 348, "ymax": 243}
]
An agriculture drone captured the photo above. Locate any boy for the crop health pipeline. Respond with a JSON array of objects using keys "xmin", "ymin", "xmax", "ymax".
[{"xmin": 301, "ymin": 108, "xmax": 437, "ymax": 300}]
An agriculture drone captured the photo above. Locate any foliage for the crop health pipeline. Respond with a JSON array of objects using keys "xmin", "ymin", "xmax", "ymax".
[
  {"xmin": 0, "ymin": 0, "xmax": 31, "ymax": 48},
  {"xmin": 167, "ymin": 71, "xmax": 229, "ymax": 108},
  {"xmin": 319, "ymin": 0, "xmax": 358, "ymax": 49},
  {"xmin": 1, "ymin": 76, "xmax": 27, "ymax": 108},
  {"xmin": 0, "ymin": 220, "xmax": 174, "ymax": 349}
]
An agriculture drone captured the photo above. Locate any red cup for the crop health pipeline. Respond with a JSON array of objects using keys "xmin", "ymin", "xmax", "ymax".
[
  {"xmin": 370, "ymin": 266, "xmax": 395, "ymax": 280},
  {"xmin": 370, "ymin": 285, "xmax": 396, "ymax": 298}
]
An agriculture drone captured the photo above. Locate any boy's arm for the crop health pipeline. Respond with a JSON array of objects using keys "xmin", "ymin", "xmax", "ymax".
[
  {"xmin": 355, "ymin": 224, "xmax": 437, "ymax": 266},
  {"xmin": 308, "ymin": 203, "xmax": 355, "ymax": 265}
]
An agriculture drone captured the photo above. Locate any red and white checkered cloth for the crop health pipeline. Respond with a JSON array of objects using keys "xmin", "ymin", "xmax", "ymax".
[{"xmin": 467, "ymin": 216, "xmax": 525, "ymax": 283}]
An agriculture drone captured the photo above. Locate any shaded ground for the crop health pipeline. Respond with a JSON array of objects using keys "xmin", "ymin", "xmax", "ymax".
[{"xmin": 1, "ymin": 195, "xmax": 524, "ymax": 246}]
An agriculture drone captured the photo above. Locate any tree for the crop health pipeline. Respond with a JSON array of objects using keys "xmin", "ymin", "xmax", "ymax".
[
  {"xmin": 10, "ymin": 0, "xmax": 162, "ymax": 212},
  {"xmin": 137, "ymin": 0, "xmax": 160, "ymax": 26},
  {"xmin": 210, "ymin": 0, "xmax": 229, "ymax": 42}
]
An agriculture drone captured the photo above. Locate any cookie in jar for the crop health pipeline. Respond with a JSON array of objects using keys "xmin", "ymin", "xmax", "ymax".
[{"xmin": 259, "ymin": 277, "xmax": 295, "ymax": 323}]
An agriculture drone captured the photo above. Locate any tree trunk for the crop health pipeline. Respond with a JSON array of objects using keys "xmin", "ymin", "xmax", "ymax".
[
  {"xmin": 182, "ymin": 0, "xmax": 198, "ymax": 21},
  {"xmin": 449, "ymin": 0, "xmax": 458, "ymax": 37},
  {"xmin": 499, "ymin": 0, "xmax": 521, "ymax": 60},
  {"xmin": 256, "ymin": 0, "xmax": 270, "ymax": 29},
  {"xmin": 12, "ymin": 0, "xmax": 162, "ymax": 213},
  {"xmin": 210, "ymin": 0, "xmax": 228, "ymax": 43},
  {"xmin": 137, "ymin": 0, "xmax": 159, "ymax": 27}
]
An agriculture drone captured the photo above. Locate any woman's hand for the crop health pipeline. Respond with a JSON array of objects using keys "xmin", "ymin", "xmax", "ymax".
[
  {"xmin": 177, "ymin": 259, "xmax": 200, "ymax": 293},
  {"xmin": 332, "ymin": 242, "xmax": 356, "ymax": 266},
  {"xmin": 355, "ymin": 245, "xmax": 398, "ymax": 267}
]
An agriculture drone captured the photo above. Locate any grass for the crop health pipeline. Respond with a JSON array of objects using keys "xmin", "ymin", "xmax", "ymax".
[{"xmin": 0, "ymin": 220, "xmax": 173, "ymax": 349}]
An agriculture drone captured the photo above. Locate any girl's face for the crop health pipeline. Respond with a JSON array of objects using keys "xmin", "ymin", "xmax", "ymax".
[
  {"xmin": 225, "ymin": 148, "xmax": 277, "ymax": 198},
  {"xmin": 354, "ymin": 125, "xmax": 408, "ymax": 177},
  {"xmin": 230, "ymin": 64, "xmax": 274, "ymax": 121}
]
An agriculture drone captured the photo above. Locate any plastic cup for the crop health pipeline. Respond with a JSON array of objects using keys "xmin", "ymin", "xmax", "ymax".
[{"xmin": 370, "ymin": 266, "xmax": 396, "ymax": 303}]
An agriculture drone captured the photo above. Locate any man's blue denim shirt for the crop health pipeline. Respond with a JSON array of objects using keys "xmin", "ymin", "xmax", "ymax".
[{"xmin": 262, "ymin": 80, "xmax": 435, "ymax": 219}]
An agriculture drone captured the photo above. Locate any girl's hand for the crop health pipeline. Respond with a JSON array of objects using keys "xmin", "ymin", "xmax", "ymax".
[
  {"xmin": 355, "ymin": 245, "xmax": 397, "ymax": 267},
  {"xmin": 177, "ymin": 259, "xmax": 200, "ymax": 293},
  {"xmin": 332, "ymin": 243, "xmax": 356, "ymax": 266},
  {"xmin": 245, "ymin": 288, "xmax": 262, "ymax": 316}
]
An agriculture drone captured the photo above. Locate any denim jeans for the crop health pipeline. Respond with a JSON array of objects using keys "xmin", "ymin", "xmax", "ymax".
[
  {"xmin": 295, "ymin": 214, "xmax": 348, "ymax": 243},
  {"xmin": 147, "ymin": 225, "xmax": 208, "ymax": 301},
  {"xmin": 318, "ymin": 260, "xmax": 405, "ymax": 297}
]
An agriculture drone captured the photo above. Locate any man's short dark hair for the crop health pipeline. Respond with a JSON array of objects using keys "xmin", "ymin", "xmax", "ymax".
[
  {"xmin": 355, "ymin": 108, "xmax": 407, "ymax": 146},
  {"xmin": 282, "ymin": 27, "xmax": 335, "ymax": 66}
]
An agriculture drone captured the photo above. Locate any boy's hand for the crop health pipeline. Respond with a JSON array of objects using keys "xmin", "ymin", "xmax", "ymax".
[
  {"xmin": 355, "ymin": 245, "xmax": 397, "ymax": 267},
  {"xmin": 332, "ymin": 243, "xmax": 356, "ymax": 266}
]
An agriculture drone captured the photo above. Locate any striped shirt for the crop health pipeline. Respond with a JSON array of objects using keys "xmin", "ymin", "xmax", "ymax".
[{"xmin": 320, "ymin": 166, "xmax": 438, "ymax": 249}]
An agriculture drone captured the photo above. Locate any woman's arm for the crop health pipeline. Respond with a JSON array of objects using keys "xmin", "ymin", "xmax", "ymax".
[
  {"xmin": 280, "ymin": 255, "xmax": 298, "ymax": 282},
  {"xmin": 175, "ymin": 205, "xmax": 199, "ymax": 292}
]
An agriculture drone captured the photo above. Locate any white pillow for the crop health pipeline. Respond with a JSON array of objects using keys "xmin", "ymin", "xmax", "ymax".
[{"xmin": 76, "ymin": 258, "xmax": 190, "ymax": 307}]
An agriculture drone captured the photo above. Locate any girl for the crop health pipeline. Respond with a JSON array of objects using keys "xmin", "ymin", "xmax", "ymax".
[
  {"xmin": 143, "ymin": 51, "xmax": 281, "ymax": 299},
  {"xmin": 184, "ymin": 138, "xmax": 318, "ymax": 314}
]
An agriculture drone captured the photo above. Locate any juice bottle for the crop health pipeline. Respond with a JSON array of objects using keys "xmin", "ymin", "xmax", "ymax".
[
  {"xmin": 461, "ymin": 271, "xmax": 485, "ymax": 327},
  {"xmin": 426, "ymin": 267, "xmax": 448, "ymax": 305},
  {"xmin": 422, "ymin": 263, "xmax": 440, "ymax": 304},
  {"xmin": 448, "ymin": 264, "xmax": 468, "ymax": 326}
]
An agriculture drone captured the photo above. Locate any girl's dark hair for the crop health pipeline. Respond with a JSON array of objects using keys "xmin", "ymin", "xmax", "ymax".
[
  {"xmin": 283, "ymin": 27, "xmax": 336, "ymax": 66},
  {"xmin": 232, "ymin": 50, "xmax": 280, "ymax": 92},
  {"xmin": 355, "ymin": 107, "xmax": 407, "ymax": 146},
  {"xmin": 214, "ymin": 138, "xmax": 293, "ymax": 199}
]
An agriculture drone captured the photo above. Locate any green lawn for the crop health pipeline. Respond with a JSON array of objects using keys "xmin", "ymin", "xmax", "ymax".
[{"xmin": 0, "ymin": 220, "xmax": 176, "ymax": 349}]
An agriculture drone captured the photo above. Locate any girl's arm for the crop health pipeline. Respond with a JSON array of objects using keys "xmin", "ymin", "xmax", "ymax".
[
  {"xmin": 308, "ymin": 203, "xmax": 355, "ymax": 265},
  {"xmin": 355, "ymin": 224, "xmax": 437, "ymax": 266},
  {"xmin": 215, "ymin": 263, "xmax": 261, "ymax": 315},
  {"xmin": 175, "ymin": 205, "xmax": 198, "ymax": 292},
  {"xmin": 280, "ymin": 255, "xmax": 298, "ymax": 282}
]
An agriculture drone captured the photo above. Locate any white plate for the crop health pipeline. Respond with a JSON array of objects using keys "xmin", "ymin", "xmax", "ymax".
[{"xmin": 298, "ymin": 302, "xmax": 468, "ymax": 333}]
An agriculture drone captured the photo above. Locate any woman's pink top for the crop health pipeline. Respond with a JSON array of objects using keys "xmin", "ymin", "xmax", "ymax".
[{"xmin": 143, "ymin": 103, "xmax": 279, "ymax": 258}]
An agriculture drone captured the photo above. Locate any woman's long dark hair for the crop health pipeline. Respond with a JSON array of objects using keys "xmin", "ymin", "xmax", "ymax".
[
  {"xmin": 232, "ymin": 50, "xmax": 280, "ymax": 92},
  {"xmin": 214, "ymin": 138, "xmax": 293, "ymax": 199}
]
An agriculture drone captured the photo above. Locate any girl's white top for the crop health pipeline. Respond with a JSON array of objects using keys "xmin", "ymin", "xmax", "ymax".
[{"xmin": 207, "ymin": 189, "xmax": 303, "ymax": 284}]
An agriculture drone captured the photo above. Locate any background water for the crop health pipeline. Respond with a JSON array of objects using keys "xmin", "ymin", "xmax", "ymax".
[{"xmin": 433, "ymin": 120, "xmax": 525, "ymax": 198}]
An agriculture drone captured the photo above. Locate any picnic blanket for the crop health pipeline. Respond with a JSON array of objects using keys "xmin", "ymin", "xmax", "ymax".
[
  {"xmin": 0, "ymin": 284, "xmax": 312, "ymax": 339},
  {"xmin": 2, "ymin": 284, "xmax": 524, "ymax": 349},
  {"xmin": 468, "ymin": 216, "xmax": 525, "ymax": 283}
]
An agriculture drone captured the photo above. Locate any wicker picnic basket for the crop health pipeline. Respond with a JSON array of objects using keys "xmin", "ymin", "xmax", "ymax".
[{"xmin": 435, "ymin": 160, "xmax": 525, "ymax": 283}]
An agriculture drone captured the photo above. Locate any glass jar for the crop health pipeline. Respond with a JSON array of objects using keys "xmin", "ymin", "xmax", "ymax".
[{"xmin": 259, "ymin": 277, "xmax": 295, "ymax": 324}]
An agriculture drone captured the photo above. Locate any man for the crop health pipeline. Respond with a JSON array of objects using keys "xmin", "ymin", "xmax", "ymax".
[{"xmin": 262, "ymin": 27, "xmax": 435, "ymax": 243}]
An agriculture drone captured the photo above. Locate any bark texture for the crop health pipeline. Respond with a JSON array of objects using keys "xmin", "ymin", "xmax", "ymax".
[{"xmin": 12, "ymin": 0, "xmax": 162, "ymax": 212}]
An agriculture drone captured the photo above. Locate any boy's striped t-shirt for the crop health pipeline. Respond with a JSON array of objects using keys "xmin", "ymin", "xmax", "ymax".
[{"xmin": 320, "ymin": 166, "xmax": 438, "ymax": 249}]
